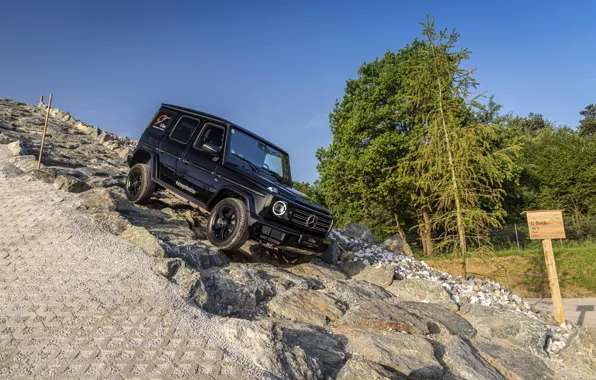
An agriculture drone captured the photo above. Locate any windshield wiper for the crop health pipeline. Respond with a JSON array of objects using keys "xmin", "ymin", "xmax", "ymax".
[
  {"xmin": 232, "ymin": 153, "xmax": 260, "ymax": 174},
  {"xmin": 261, "ymin": 166, "xmax": 286, "ymax": 184}
]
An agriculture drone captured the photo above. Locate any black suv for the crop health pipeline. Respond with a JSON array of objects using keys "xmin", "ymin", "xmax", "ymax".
[{"xmin": 125, "ymin": 104, "xmax": 333, "ymax": 256}]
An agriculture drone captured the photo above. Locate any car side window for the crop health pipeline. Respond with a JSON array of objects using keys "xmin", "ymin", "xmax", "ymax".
[
  {"xmin": 194, "ymin": 123, "xmax": 225, "ymax": 150},
  {"xmin": 169, "ymin": 116, "xmax": 201, "ymax": 144}
]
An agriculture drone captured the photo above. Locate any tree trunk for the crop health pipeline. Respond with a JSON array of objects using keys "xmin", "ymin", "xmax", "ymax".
[
  {"xmin": 393, "ymin": 211, "xmax": 407, "ymax": 242},
  {"xmin": 430, "ymin": 44, "xmax": 467, "ymax": 279},
  {"xmin": 419, "ymin": 208, "xmax": 433, "ymax": 256}
]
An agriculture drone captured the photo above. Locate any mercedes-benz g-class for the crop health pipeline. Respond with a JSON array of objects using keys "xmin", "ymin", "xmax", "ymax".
[{"xmin": 125, "ymin": 104, "xmax": 333, "ymax": 257}]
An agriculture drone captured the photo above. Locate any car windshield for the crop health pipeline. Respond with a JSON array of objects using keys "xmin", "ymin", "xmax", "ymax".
[{"xmin": 226, "ymin": 128, "xmax": 291, "ymax": 185}]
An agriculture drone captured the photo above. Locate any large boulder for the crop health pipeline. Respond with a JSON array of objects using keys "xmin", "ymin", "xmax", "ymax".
[
  {"xmin": 558, "ymin": 327, "xmax": 596, "ymax": 376},
  {"xmin": 223, "ymin": 320, "xmax": 323, "ymax": 379},
  {"xmin": 193, "ymin": 263, "xmax": 318, "ymax": 318},
  {"xmin": 53, "ymin": 174, "xmax": 91, "ymax": 193},
  {"xmin": 438, "ymin": 336, "xmax": 506, "ymax": 380},
  {"xmin": 399, "ymin": 301, "xmax": 476, "ymax": 339},
  {"xmin": 333, "ymin": 325, "xmax": 443, "ymax": 379},
  {"xmin": 353, "ymin": 265, "xmax": 395, "ymax": 288},
  {"xmin": 268, "ymin": 289, "xmax": 346, "ymax": 327},
  {"xmin": 383, "ymin": 233, "xmax": 413, "ymax": 256},
  {"xmin": 338, "ymin": 299, "xmax": 435, "ymax": 336},
  {"xmin": 475, "ymin": 341, "xmax": 555, "ymax": 380},
  {"xmin": 466, "ymin": 304, "xmax": 548, "ymax": 355},
  {"xmin": 120, "ymin": 225, "xmax": 165, "ymax": 257},
  {"xmin": 283, "ymin": 260, "xmax": 347, "ymax": 283},
  {"xmin": 277, "ymin": 320, "xmax": 346, "ymax": 377},
  {"xmin": 321, "ymin": 279, "xmax": 393, "ymax": 306},
  {"xmin": 341, "ymin": 223, "xmax": 376, "ymax": 245},
  {"xmin": 387, "ymin": 278, "xmax": 458, "ymax": 311},
  {"xmin": 336, "ymin": 358, "xmax": 402, "ymax": 380}
]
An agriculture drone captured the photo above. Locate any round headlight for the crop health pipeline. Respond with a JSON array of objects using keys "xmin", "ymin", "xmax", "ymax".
[{"xmin": 272, "ymin": 201, "xmax": 287, "ymax": 216}]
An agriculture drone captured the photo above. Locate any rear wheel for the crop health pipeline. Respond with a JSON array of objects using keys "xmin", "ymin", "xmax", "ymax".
[
  {"xmin": 125, "ymin": 163, "xmax": 155, "ymax": 204},
  {"xmin": 207, "ymin": 198, "xmax": 249, "ymax": 251}
]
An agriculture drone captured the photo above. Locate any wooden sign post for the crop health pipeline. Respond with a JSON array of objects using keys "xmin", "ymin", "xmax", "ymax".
[{"xmin": 523, "ymin": 210, "xmax": 566, "ymax": 325}]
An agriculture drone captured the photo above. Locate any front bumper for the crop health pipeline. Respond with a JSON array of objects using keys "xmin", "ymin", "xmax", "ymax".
[{"xmin": 247, "ymin": 213, "xmax": 329, "ymax": 256}]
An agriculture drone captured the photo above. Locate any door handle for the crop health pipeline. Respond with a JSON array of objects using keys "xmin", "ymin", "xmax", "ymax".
[
  {"xmin": 158, "ymin": 148, "xmax": 164, "ymax": 153},
  {"xmin": 182, "ymin": 160, "xmax": 189, "ymax": 164}
]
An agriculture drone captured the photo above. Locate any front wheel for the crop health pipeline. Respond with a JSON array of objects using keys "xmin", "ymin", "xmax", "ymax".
[
  {"xmin": 207, "ymin": 198, "xmax": 250, "ymax": 251},
  {"xmin": 125, "ymin": 163, "xmax": 155, "ymax": 204}
]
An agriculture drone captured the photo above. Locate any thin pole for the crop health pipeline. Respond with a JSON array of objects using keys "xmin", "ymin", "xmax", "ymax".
[
  {"xmin": 542, "ymin": 238, "xmax": 565, "ymax": 325},
  {"xmin": 37, "ymin": 94, "xmax": 53, "ymax": 169},
  {"xmin": 514, "ymin": 223, "xmax": 520, "ymax": 250}
]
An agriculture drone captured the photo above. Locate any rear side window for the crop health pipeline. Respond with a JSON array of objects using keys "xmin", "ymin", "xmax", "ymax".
[
  {"xmin": 148, "ymin": 109, "xmax": 177, "ymax": 136},
  {"xmin": 169, "ymin": 116, "xmax": 201, "ymax": 144},
  {"xmin": 194, "ymin": 123, "xmax": 225, "ymax": 150}
]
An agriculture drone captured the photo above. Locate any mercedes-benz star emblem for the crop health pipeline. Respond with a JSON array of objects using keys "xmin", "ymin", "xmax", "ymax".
[{"xmin": 306, "ymin": 214, "xmax": 318, "ymax": 228}]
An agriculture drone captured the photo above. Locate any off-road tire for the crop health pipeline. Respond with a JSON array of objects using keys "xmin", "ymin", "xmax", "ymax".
[
  {"xmin": 207, "ymin": 198, "xmax": 250, "ymax": 252},
  {"xmin": 125, "ymin": 163, "xmax": 155, "ymax": 204}
]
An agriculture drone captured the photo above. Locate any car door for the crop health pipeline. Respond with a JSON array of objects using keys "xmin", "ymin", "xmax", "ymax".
[
  {"xmin": 177, "ymin": 122, "xmax": 226, "ymax": 203},
  {"xmin": 157, "ymin": 115, "xmax": 201, "ymax": 187}
]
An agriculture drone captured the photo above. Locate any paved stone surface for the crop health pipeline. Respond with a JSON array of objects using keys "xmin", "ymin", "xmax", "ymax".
[
  {"xmin": 527, "ymin": 298, "xmax": 596, "ymax": 328},
  {"xmin": 0, "ymin": 147, "xmax": 267, "ymax": 379}
]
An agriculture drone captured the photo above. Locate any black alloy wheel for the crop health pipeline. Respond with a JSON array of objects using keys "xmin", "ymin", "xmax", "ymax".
[
  {"xmin": 125, "ymin": 163, "xmax": 155, "ymax": 204},
  {"xmin": 207, "ymin": 198, "xmax": 250, "ymax": 251},
  {"xmin": 211, "ymin": 205, "xmax": 237, "ymax": 242},
  {"xmin": 126, "ymin": 167, "xmax": 142, "ymax": 198}
]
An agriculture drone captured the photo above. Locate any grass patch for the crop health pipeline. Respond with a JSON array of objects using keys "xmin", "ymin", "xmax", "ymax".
[{"xmin": 421, "ymin": 240, "xmax": 596, "ymax": 297}]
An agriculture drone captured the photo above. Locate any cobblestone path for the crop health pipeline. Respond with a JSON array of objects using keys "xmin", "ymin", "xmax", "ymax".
[{"xmin": 0, "ymin": 147, "xmax": 262, "ymax": 379}]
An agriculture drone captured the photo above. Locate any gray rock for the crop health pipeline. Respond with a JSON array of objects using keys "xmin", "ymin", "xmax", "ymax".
[
  {"xmin": 322, "ymin": 279, "xmax": 393, "ymax": 306},
  {"xmin": 333, "ymin": 325, "xmax": 443, "ymax": 379},
  {"xmin": 353, "ymin": 265, "xmax": 395, "ymax": 288},
  {"xmin": 398, "ymin": 301, "xmax": 476, "ymax": 339},
  {"xmin": 558, "ymin": 327, "xmax": 596, "ymax": 376},
  {"xmin": 53, "ymin": 174, "xmax": 91, "ymax": 193},
  {"xmin": 438, "ymin": 336, "xmax": 506, "ymax": 380},
  {"xmin": 277, "ymin": 320, "xmax": 346, "ymax": 377},
  {"xmin": 96, "ymin": 131, "xmax": 113, "ymax": 143},
  {"xmin": 120, "ymin": 225, "xmax": 165, "ymax": 257},
  {"xmin": 341, "ymin": 223, "xmax": 376, "ymax": 245},
  {"xmin": 283, "ymin": 260, "xmax": 347, "ymax": 283},
  {"xmin": 383, "ymin": 233, "xmax": 413, "ymax": 256},
  {"xmin": 337, "ymin": 358, "xmax": 404, "ymax": 380},
  {"xmin": 268, "ymin": 289, "xmax": 346, "ymax": 327},
  {"xmin": 321, "ymin": 237, "xmax": 340, "ymax": 265},
  {"xmin": 7, "ymin": 140, "xmax": 23, "ymax": 156},
  {"xmin": 475, "ymin": 341, "xmax": 555, "ymax": 379},
  {"xmin": 339, "ymin": 299, "xmax": 435, "ymax": 336},
  {"xmin": 387, "ymin": 278, "xmax": 458, "ymax": 311},
  {"xmin": 338, "ymin": 261, "xmax": 367, "ymax": 277},
  {"xmin": 193, "ymin": 263, "xmax": 317, "ymax": 318},
  {"xmin": 0, "ymin": 132, "xmax": 15, "ymax": 144},
  {"xmin": 467, "ymin": 304, "xmax": 548, "ymax": 355},
  {"xmin": 0, "ymin": 120, "xmax": 15, "ymax": 131}
]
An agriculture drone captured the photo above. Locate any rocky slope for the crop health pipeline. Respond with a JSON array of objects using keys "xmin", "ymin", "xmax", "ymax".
[{"xmin": 1, "ymin": 97, "xmax": 595, "ymax": 379}]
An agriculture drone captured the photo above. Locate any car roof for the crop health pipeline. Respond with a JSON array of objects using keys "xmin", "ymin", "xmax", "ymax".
[{"xmin": 162, "ymin": 103, "xmax": 289, "ymax": 155}]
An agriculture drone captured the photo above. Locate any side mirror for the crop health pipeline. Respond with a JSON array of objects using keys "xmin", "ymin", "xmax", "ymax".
[{"xmin": 202, "ymin": 143, "xmax": 221, "ymax": 155}]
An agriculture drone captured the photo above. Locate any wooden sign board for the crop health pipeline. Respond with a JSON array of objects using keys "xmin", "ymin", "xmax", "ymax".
[{"xmin": 523, "ymin": 210, "xmax": 566, "ymax": 240}]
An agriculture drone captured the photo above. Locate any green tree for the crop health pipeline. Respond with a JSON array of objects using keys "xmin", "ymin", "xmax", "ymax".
[
  {"xmin": 579, "ymin": 104, "xmax": 596, "ymax": 137},
  {"xmin": 405, "ymin": 16, "xmax": 517, "ymax": 274},
  {"xmin": 316, "ymin": 46, "xmax": 422, "ymax": 242}
]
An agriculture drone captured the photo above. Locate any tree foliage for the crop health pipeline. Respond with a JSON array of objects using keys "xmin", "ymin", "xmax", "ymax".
[{"xmin": 312, "ymin": 15, "xmax": 595, "ymax": 256}]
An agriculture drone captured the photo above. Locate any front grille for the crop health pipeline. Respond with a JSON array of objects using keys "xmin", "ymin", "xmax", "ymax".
[{"xmin": 291, "ymin": 208, "xmax": 332, "ymax": 233}]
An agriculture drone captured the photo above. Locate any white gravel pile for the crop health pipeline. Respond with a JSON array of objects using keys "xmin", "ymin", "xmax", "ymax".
[{"xmin": 332, "ymin": 229, "xmax": 576, "ymax": 355}]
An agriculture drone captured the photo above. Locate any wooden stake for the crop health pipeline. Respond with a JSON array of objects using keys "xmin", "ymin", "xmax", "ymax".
[
  {"xmin": 542, "ymin": 238, "xmax": 565, "ymax": 325},
  {"xmin": 37, "ymin": 94, "xmax": 53, "ymax": 169}
]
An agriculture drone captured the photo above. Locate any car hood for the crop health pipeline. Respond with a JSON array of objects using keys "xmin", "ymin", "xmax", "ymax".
[{"xmin": 238, "ymin": 169, "xmax": 331, "ymax": 215}]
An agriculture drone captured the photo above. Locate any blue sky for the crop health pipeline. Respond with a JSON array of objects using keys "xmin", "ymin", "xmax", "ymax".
[{"xmin": 2, "ymin": 1, "xmax": 594, "ymax": 182}]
